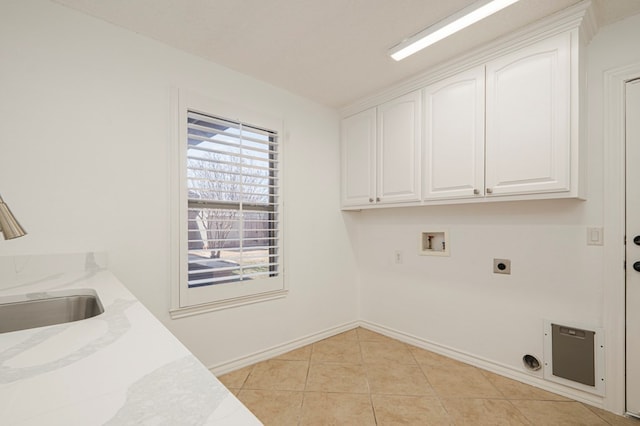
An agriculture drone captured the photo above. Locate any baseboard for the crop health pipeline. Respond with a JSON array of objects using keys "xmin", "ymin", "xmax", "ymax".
[
  {"xmin": 207, "ymin": 318, "xmax": 606, "ymax": 410},
  {"xmin": 358, "ymin": 320, "xmax": 605, "ymax": 409},
  {"xmin": 208, "ymin": 320, "xmax": 360, "ymax": 376}
]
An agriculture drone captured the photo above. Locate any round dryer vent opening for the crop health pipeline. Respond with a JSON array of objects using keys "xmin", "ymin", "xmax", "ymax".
[{"xmin": 522, "ymin": 354, "xmax": 541, "ymax": 371}]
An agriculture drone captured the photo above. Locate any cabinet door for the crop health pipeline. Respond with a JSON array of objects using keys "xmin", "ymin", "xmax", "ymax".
[
  {"xmin": 341, "ymin": 108, "xmax": 376, "ymax": 206},
  {"xmin": 423, "ymin": 66, "xmax": 485, "ymax": 200},
  {"xmin": 377, "ymin": 90, "xmax": 421, "ymax": 204},
  {"xmin": 485, "ymin": 34, "xmax": 571, "ymax": 196}
]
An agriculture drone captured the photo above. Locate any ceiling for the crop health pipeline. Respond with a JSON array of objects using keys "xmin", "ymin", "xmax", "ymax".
[{"xmin": 52, "ymin": 0, "xmax": 640, "ymax": 108}]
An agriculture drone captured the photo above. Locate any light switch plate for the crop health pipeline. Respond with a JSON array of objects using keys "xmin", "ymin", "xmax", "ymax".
[{"xmin": 587, "ymin": 227, "xmax": 604, "ymax": 246}]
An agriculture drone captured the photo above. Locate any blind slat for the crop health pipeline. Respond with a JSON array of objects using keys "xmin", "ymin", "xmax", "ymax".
[
  {"xmin": 187, "ymin": 112, "xmax": 277, "ymax": 138},
  {"xmin": 187, "ymin": 143, "xmax": 280, "ymax": 163}
]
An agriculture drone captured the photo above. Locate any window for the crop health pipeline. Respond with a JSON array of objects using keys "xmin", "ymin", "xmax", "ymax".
[{"xmin": 172, "ymin": 92, "xmax": 285, "ymax": 316}]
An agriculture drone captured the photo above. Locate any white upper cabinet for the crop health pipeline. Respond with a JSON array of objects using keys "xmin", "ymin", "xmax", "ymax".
[
  {"xmin": 423, "ymin": 66, "xmax": 485, "ymax": 200},
  {"xmin": 341, "ymin": 108, "xmax": 376, "ymax": 207},
  {"xmin": 341, "ymin": 7, "xmax": 587, "ymax": 209},
  {"xmin": 341, "ymin": 91, "xmax": 421, "ymax": 208},
  {"xmin": 377, "ymin": 90, "xmax": 422, "ymax": 204},
  {"xmin": 485, "ymin": 33, "xmax": 571, "ymax": 196}
]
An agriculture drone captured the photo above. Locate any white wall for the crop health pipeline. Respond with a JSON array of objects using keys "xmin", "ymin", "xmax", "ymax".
[
  {"xmin": 350, "ymin": 11, "xmax": 640, "ymax": 411},
  {"xmin": 0, "ymin": 0, "xmax": 359, "ymax": 368},
  {"xmin": 353, "ymin": 200, "xmax": 601, "ymax": 364}
]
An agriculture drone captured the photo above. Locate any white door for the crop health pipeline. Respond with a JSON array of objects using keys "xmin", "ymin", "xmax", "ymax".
[
  {"xmin": 627, "ymin": 78, "xmax": 640, "ymax": 416},
  {"xmin": 377, "ymin": 90, "xmax": 422, "ymax": 204},
  {"xmin": 423, "ymin": 66, "xmax": 485, "ymax": 200},
  {"xmin": 485, "ymin": 33, "xmax": 571, "ymax": 196},
  {"xmin": 341, "ymin": 108, "xmax": 376, "ymax": 207}
]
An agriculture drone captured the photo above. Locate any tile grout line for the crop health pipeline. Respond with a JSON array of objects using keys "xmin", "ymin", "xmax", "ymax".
[
  {"xmin": 239, "ymin": 364, "xmax": 255, "ymax": 390},
  {"xmin": 505, "ymin": 399, "xmax": 534, "ymax": 425},
  {"xmin": 297, "ymin": 343, "xmax": 313, "ymax": 426},
  {"xmin": 358, "ymin": 330, "xmax": 381, "ymax": 425},
  {"xmin": 406, "ymin": 342, "xmax": 455, "ymax": 422}
]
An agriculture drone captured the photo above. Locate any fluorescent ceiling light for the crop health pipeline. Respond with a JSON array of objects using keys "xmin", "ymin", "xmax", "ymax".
[{"xmin": 389, "ymin": 0, "xmax": 522, "ymax": 61}]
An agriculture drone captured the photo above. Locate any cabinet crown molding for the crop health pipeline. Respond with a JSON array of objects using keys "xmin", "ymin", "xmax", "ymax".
[{"xmin": 340, "ymin": 0, "xmax": 595, "ymax": 118}]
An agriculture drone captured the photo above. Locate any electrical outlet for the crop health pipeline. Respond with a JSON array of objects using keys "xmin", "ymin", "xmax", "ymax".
[
  {"xmin": 493, "ymin": 258, "xmax": 511, "ymax": 274},
  {"xmin": 394, "ymin": 250, "xmax": 403, "ymax": 264}
]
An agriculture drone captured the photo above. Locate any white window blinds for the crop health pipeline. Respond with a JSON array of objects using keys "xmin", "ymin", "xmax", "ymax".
[{"xmin": 186, "ymin": 111, "xmax": 280, "ymax": 287}]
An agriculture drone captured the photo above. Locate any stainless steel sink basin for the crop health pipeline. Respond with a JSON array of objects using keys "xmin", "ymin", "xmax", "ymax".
[{"xmin": 0, "ymin": 289, "xmax": 104, "ymax": 333}]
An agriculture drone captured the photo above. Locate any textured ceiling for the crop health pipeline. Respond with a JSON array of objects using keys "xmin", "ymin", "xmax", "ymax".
[{"xmin": 52, "ymin": 0, "xmax": 640, "ymax": 108}]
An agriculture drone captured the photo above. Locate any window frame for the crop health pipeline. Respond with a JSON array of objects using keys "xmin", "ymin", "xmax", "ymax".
[{"xmin": 170, "ymin": 90, "xmax": 286, "ymax": 318}]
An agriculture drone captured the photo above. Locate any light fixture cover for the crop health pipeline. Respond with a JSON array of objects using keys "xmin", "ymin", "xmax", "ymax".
[
  {"xmin": 390, "ymin": 0, "xmax": 521, "ymax": 61},
  {"xmin": 0, "ymin": 195, "xmax": 27, "ymax": 240}
]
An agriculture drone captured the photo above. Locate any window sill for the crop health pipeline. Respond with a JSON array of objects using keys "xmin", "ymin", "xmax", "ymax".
[{"xmin": 169, "ymin": 289, "xmax": 288, "ymax": 319}]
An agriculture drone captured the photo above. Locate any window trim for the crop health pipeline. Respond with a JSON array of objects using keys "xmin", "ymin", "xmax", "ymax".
[{"xmin": 170, "ymin": 89, "xmax": 286, "ymax": 318}]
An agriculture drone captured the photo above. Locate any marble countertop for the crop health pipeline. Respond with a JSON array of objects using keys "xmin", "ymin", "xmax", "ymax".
[{"xmin": 0, "ymin": 254, "xmax": 261, "ymax": 425}]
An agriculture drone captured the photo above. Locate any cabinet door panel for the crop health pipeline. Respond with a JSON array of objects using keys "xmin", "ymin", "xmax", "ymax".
[
  {"xmin": 377, "ymin": 90, "xmax": 421, "ymax": 203},
  {"xmin": 423, "ymin": 67, "xmax": 485, "ymax": 200},
  {"xmin": 485, "ymin": 34, "xmax": 570, "ymax": 196},
  {"xmin": 341, "ymin": 108, "xmax": 376, "ymax": 206}
]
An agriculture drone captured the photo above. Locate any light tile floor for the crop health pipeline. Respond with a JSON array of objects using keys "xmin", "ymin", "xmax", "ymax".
[{"xmin": 218, "ymin": 327, "xmax": 640, "ymax": 425}]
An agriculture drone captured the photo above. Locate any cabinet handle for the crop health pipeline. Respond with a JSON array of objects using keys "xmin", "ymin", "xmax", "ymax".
[
  {"xmin": 486, "ymin": 188, "xmax": 493, "ymax": 194},
  {"xmin": 369, "ymin": 198, "xmax": 374, "ymax": 203},
  {"xmin": 473, "ymin": 189, "xmax": 480, "ymax": 195},
  {"xmin": 376, "ymin": 197, "xmax": 381, "ymax": 202}
]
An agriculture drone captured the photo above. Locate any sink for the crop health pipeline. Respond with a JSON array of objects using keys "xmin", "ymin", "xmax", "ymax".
[{"xmin": 0, "ymin": 289, "xmax": 104, "ymax": 333}]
